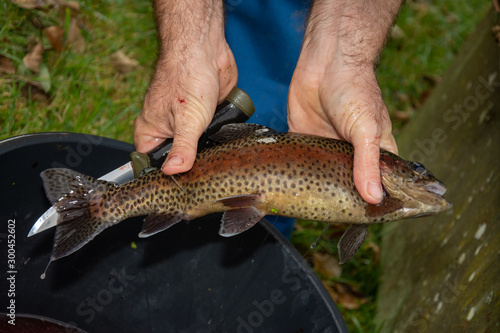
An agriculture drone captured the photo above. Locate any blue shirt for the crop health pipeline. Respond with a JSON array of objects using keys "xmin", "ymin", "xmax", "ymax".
[{"xmin": 225, "ymin": 0, "xmax": 310, "ymax": 131}]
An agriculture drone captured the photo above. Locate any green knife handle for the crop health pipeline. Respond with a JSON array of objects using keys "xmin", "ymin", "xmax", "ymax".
[{"xmin": 130, "ymin": 87, "xmax": 255, "ymax": 178}]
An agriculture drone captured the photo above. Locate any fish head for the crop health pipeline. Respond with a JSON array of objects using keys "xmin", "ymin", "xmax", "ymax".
[{"xmin": 379, "ymin": 152, "xmax": 453, "ymax": 219}]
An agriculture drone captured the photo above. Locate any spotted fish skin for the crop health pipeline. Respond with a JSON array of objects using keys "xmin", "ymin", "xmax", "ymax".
[{"xmin": 41, "ymin": 124, "xmax": 452, "ymax": 262}]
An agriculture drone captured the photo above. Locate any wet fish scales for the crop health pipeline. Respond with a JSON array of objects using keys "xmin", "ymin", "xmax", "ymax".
[{"xmin": 40, "ymin": 124, "xmax": 452, "ymax": 263}]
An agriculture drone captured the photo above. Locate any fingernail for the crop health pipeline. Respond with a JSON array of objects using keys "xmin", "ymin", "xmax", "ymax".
[
  {"xmin": 368, "ymin": 181, "xmax": 382, "ymax": 202},
  {"xmin": 165, "ymin": 156, "xmax": 183, "ymax": 168}
]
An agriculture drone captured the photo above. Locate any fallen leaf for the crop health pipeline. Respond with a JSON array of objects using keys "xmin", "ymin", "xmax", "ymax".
[
  {"xmin": 23, "ymin": 42, "xmax": 44, "ymax": 73},
  {"xmin": 396, "ymin": 92, "xmax": 410, "ymax": 104},
  {"xmin": 422, "ymin": 73, "xmax": 441, "ymax": 85},
  {"xmin": 44, "ymin": 20, "xmax": 84, "ymax": 53},
  {"xmin": 321, "ymin": 281, "xmax": 338, "ymax": 301},
  {"xmin": 364, "ymin": 241, "xmax": 380, "ymax": 264},
  {"xmin": 44, "ymin": 26, "xmax": 64, "ymax": 52},
  {"xmin": 390, "ymin": 25, "xmax": 405, "ymax": 41},
  {"xmin": 492, "ymin": 25, "xmax": 500, "ymax": 47},
  {"xmin": 409, "ymin": 2, "xmax": 429, "ymax": 19},
  {"xmin": 58, "ymin": 0, "xmax": 81, "ymax": 18},
  {"xmin": 111, "ymin": 51, "xmax": 139, "ymax": 74},
  {"xmin": 294, "ymin": 223, "xmax": 304, "ymax": 231},
  {"xmin": 0, "ymin": 56, "xmax": 16, "ymax": 75},
  {"xmin": 313, "ymin": 252, "xmax": 342, "ymax": 279},
  {"xmin": 446, "ymin": 13, "xmax": 458, "ymax": 24},
  {"xmin": 67, "ymin": 18, "xmax": 85, "ymax": 53},
  {"xmin": 393, "ymin": 109, "xmax": 413, "ymax": 122},
  {"xmin": 38, "ymin": 63, "xmax": 51, "ymax": 92},
  {"xmin": 323, "ymin": 281, "xmax": 369, "ymax": 310},
  {"xmin": 21, "ymin": 82, "xmax": 50, "ymax": 103},
  {"xmin": 335, "ymin": 282, "xmax": 368, "ymax": 310},
  {"xmin": 12, "ymin": 0, "xmax": 55, "ymax": 9},
  {"xmin": 13, "ymin": 0, "xmax": 37, "ymax": 9},
  {"xmin": 418, "ymin": 89, "xmax": 432, "ymax": 106}
]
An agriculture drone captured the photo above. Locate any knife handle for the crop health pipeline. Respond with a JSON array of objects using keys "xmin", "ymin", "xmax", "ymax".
[{"xmin": 130, "ymin": 87, "xmax": 255, "ymax": 178}]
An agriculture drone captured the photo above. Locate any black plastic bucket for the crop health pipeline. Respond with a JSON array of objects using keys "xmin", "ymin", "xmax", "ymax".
[{"xmin": 0, "ymin": 133, "xmax": 347, "ymax": 332}]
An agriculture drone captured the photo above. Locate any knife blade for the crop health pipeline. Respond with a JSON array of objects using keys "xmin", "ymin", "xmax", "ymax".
[{"xmin": 28, "ymin": 87, "xmax": 255, "ymax": 237}]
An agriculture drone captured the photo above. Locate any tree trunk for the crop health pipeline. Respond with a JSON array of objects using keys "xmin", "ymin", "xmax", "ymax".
[{"xmin": 376, "ymin": 7, "xmax": 500, "ymax": 333}]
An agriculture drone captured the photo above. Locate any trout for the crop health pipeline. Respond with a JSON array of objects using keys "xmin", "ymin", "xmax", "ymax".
[{"xmin": 41, "ymin": 124, "xmax": 452, "ymax": 264}]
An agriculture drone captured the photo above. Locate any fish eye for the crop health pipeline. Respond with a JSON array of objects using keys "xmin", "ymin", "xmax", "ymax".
[{"xmin": 409, "ymin": 162, "xmax": 427, "ymax": 175}]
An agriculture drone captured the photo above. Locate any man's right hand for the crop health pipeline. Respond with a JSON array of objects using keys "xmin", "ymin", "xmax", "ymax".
[{"xmin": 134, "ymin": 0, "xmax": 237, "ymax": 175}]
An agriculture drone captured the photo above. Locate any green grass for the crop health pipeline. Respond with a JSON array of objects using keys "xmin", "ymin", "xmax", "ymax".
[
  {"xmin": 0, "ymin": 0, "xmax": 155, "ymax": 141},
  {"xmin": 380, "ymin": 1, "xmax": 490, "ymax": 133},
  {"xmin": 0, "ymin": 1, "xmax": 491, "ymax": 332}
]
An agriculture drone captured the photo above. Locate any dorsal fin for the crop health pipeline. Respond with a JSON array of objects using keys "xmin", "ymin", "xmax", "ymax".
[{"xmin": 210, "ymin": 123, "xmax": 277, "ymax": 143}]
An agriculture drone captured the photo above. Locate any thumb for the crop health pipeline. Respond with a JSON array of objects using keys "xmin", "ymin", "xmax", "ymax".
[
  {"xmin": 161, "ymin": 133, "xmax": 198, "ymax": 175},
  {"xmin": 352, "ymin": 137, "xmax": 384, "ymax": 205},
  {"xmin": 161, "ymin": 105, "xmax": 212, "ymax": 175}
]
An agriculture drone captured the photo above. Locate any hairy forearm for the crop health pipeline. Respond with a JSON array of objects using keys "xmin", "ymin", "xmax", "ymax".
[
  {"xmin": 302, "ymin": 0, "xmax": 403, "ymax": 69},
  {"xmin": 153, "ymin": 0, "xmax": 225, "ymax": 61}
]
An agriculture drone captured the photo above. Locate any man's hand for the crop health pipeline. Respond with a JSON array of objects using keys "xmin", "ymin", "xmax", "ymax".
[
  {"xmin": 134, "ymin": 0, "xmax": 237, "ymax": 175},
  {"xmin": 288, "ymin": 0, "xmax": 402, "ymax": 204}
]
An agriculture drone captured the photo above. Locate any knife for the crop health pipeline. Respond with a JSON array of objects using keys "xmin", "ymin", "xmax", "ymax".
[{"xmin": 28, "ymin": 87, "xmax": 255, "ymax": 237}]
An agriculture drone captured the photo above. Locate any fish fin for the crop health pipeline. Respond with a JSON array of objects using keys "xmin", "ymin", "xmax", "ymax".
[
  {"xmin": 337, "ymin": 224, "xmax": 369, "ymax": 264},
  {"xmin": 214, "ymin": 194, "xmax": 263, "ymax": 208},
  {"xmin": 210, "ymin": 123, "xmax": 277, "ymax": 143},
  {"xmin": 219, "ymin": 207, "xmax": 266, "ymax": 237},
  {"xmin": 40, "ymin": 168, "xmax": 113, "ymax": 260},
  {"xmin": 41, "ymin": 168, "xmax": 110, "ymax": 205},
  {"xmin": 365, "ymin": 196, "xmax": 404, "ymax": 218},
  {"xmin": 215, "ymin": 194, "xmax": 265, "ymax": 236},
  {"xmin": 139, "ymin": 212, "xmax": 184, "ymax": 238}
]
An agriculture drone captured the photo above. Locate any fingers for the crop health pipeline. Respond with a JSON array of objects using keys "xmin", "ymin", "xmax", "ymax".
[
  {"xmin": 133, "ymin": 42, "xmax": 237, "ymax": 176},
  {"xmin": 133, "ymin": 70, "xmax": 218, "ymax": 172},
  {"xmin": 380, "ymin": 132, "xmax": 398, "ymax": 155},
  {"xmin": 135, "ymin": 88, "xmax": 217, "ymax": 175},
  {"xmin": 321, "ymin": 72, "xmax": 397, "ymax": 204},
  {"xmin": 134, "ymin": 113, "xmax": 171, "ymax": 154}
]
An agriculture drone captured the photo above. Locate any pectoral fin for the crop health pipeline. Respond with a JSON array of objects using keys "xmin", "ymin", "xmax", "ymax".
[
  {"xmin": 338, "ymin": 224, "xmax": 369, "ymax": 264},
  {"xmin": 139, "ymin": 212, "xmax": 184, "ymax": 238},
  {"xmin": 366, "ymin": 196, "xmax": 404, "ymax": 218},
  {"xmin": 215, "ymin": 194, "xmax": 266, "ymax": 237}
]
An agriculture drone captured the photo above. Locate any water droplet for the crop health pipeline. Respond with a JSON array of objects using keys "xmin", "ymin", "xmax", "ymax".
[
  {"xmin": 466, "ymin": 306, "xmax": 476, "ymax": 321},
  {"xmin": 436, "ymin": 301, "xmax": 443, "ymax": 313},
  {"xmin": 474, "ymin": 224, "xmax": 487, "ymax": 240},
  {"xmin": 40, "ymin": 260, "xmax": 51, "ymax": 279},
  {"xmin": 458, "ymin": 253, "xmax": 466, "ymax": 265}
]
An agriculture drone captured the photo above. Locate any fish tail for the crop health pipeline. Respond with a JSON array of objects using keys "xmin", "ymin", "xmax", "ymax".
[{"xmin": 41, "ymin": 168, "xmax": 114, "ymax": 261}]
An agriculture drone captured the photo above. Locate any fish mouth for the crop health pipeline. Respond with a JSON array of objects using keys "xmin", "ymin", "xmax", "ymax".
[
  {"xmin": 394, "ymin": 179, "xmax": 453, "ymax": 214},
  {"xmin": 412, "ymin": 180, "xmax": 453, "ymax": 211}
]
